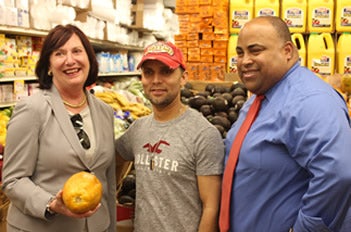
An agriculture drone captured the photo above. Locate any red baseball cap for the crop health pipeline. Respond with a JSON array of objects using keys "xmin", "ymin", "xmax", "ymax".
[{"xmin": 137, "ymin": 41, "xmax": 186, "ymax": 70}]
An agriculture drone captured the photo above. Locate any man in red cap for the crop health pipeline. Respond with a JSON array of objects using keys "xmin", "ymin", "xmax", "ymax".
[{"xmin": 115, "ymin": 41, "xmax": 224, "ymax": 232}]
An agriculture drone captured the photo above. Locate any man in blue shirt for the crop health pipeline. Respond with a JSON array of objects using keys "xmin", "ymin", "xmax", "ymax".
[{"xmin": 221, "ymin": 16, "xmax": 351, "ymax": 231}]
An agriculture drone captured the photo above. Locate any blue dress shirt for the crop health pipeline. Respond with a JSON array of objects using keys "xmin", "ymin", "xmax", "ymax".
[{"xmin": 224, "ymin": 63, "xmax": 351, "ymax": 232}]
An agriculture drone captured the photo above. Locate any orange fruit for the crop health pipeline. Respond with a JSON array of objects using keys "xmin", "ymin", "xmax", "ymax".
[{"xmin": 62, "ymin": 171, "xmax": 103, "ymax": 214}]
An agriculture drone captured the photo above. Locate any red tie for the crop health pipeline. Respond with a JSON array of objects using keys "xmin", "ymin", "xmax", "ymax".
[{"xmin": 219, "ymin": 95, "xmax": 265, "ymax": 232}]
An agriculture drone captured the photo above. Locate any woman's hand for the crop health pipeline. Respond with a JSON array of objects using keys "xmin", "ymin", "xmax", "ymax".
[{"xmin": 49, "ymin": 190, "xmax": 101, "ymax": 218}]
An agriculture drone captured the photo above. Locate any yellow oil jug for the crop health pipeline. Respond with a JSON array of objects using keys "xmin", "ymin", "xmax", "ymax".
[
  {"xmin": 281, "ymin": 0, "xmax": 307, "ymax": 33},
  {"xmin": 307, "ymin": 0, "xmax": 334, "ymax": 33},
  {"xmin": 307, "ymin": 32, "xmax": 335, "ymax": 77},
  {"xmin": 227, "ymin": 34, "xmax": 239, "ymax": 73},
  {"xmin": 254, "ymin": 0, "xmax": 280, "ymax": 17},
  {"xmin": 229, "ymin": 0, "xmax": 254, "ymax": 34},
  {"xmin": 337, "ymin": 32, "xmax": 351, "ymax": 74},
  {"xmin": 291, "ymin": 33, "xmax": 306, "ymax": 66},
  {"xmin": 336, "ymin": 0, "xmax": 351, "ymax": 32}
]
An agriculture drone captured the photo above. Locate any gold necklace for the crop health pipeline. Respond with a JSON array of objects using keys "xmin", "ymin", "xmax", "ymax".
[{"xmin": 63, "ymin": 96, "xmax": 87, "ymax": 108}]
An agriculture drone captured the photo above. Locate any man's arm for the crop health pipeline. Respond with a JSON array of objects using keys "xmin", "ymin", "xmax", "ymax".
[{"xmin": 197, "ymin": 175, "xmax": 222, "ymax": 232}]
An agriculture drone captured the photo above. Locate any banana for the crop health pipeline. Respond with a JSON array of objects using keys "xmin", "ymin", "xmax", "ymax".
[{"xmin": 94, "ymin": 89, "xmax": 152, "ymax": 120}]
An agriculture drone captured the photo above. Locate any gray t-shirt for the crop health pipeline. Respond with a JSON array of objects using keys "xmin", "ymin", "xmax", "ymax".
[{"xmin": 115, "ymin": 107, "xmax": 224, "ymax": 232}]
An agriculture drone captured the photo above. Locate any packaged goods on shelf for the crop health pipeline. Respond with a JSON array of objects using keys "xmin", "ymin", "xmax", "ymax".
[
  {"xmin": 227, "ymin": 33, "xmax": 238, "ymax": 73},
  {"xmin": 291, "ymin": 33, "xmax": 307, "ymax": 67},
  {"xmin": 307, "ymin": 32, "xmax": 335, "ymax": 78},
  {"xmin": 307, "ymin": 0, "xmax": 334, "ymax": 33},
  {"xmin": 254, "ymin": 0, "xmax": 280, "ymax": 17},
  {"xmin": 62, "ymin": 0, "xmax": 91, "ymax": 10},
  {"xmin": 0, "ymin": 34, "xmax": 40, "ymax": 78},
  {"xmin": 229, "ymin": 0, "xmax": 254, "ymax": 34},
  {"xmin": 337, "ymin": 32, "xmax": 351, "ymax": 74},
  {"xmin": 175, "ymin": 0, "xmax": 229, "ymax": 81},
  {"xmin": 281, "ymin": 0, "xmax": 307, "ymax": 33},
  {"xmin": 336, "ymin": 0, "xmax": 351, "ymax": 32}
]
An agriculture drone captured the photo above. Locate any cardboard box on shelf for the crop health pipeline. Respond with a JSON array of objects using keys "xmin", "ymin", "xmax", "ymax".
[{"xmin": 131, "ymin": 0, "xmax": 144, "ymax": 28}]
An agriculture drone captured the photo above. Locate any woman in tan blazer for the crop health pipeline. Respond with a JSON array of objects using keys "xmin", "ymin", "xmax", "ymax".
[{"xmin": 1, "ymin": 24, "xmax": 116, "ymax": 232}]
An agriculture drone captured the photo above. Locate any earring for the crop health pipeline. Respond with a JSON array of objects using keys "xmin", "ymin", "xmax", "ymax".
[{"xmin": 48, "ymin": 70, "xmax": 53, "ymax": 76}]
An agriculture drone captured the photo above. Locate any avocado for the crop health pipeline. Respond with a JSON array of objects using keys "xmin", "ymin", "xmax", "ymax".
[
  {"xmin": 231, "ymin": 95, "xmax": 246, "ymax": 106},
  {"xmin": 215, "ymin": 111, "xmax": 228, "ymax": 118},
  {"xmin": 214, "ymin": 86, "xmax": 226, "ymax": 94},
  {"xmin": 181, "ymin": 88, "xmax": 194, "ymax": 98},
  {"xmin": 211, "ymin": 97, "xmax": 228, "ymax": 112},
  {"xmin": 234, "ymin": 99, "xmax": 246, "ymax": 112},
  {"xmin": 209, "ymin": 115, "xmax": 231, "ymax": 130},
  {"xmin": 200, "ymin": 104, "xmax": 213, "ymax": 117},
  {"xmin": 197, "ymin": 91, "xmax": 211, "ymax": 98},
  {"xmin": 181, "ymin": 96, "xmax": 190, "ymax": 105},
  {"xmin": 184, "ymin": 82, "xmax": 193, "ymax": 89},
  {"xmin": 118, "ymin": 195, "xmax": 135, "ymax": 205},
  {"xmin": 205, "ymin": 83, "xmax": 216, "ymax": 94},
  {"xmin": 231, "ymin": 87, "xmax": 247, "ymax": 97},
  {"xmin": 212, "ymin": 92, "xmax": 222, "ymax": 98},
  {"xmin": 188, "ymin": 95, "xmax": 208, "ymax": 110},
  {"xmin": 214, "ymin": 124, "xmax": 226, "ymax": 138},
  {"xmin": 228, "ymin": 110, "xmax": 238, "ymax": 123},
  {"xmin": 221, "ymin": 92, "xmax": 233, "ymax": 105},
  {"xmin": 230, "ymin": 81, "xmax": 247, "ymax": 92}
]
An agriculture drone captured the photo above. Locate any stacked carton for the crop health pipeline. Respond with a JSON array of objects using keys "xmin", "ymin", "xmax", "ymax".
[{"xmin": 175, "ymin": 0, "xmax": 229, "ymax": 81}]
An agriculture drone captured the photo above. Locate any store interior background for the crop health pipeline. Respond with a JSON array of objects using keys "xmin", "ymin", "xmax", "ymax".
[{"xmin": 1, "ymin": 0, "xmax": 351, "ymax": 231}]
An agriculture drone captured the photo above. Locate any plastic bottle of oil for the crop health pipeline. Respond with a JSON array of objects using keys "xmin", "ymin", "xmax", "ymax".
[
  {"xmin": 307, "ymin": 32, "xmax": 335, "ymax": 77},
  {"xmin": 227, "ymin": 34, "xmax": 239, "ymax": 73},
  {"xmin": 229, "ymin": 0, "xmax": 254, "ymax": 33},
  {"xmin": 291, "ymin": 33, "xmax": 306, "ymax": 66},
  {"xmin": 336, "ymin": 0, "xmax": 351, "ymax": 32},
  {"xmin": 281, "ymin": 0, "xmax": 307, "ymax": 33},
  {"xmin": 337, "ymin": 32, "xmax": 351, "ymax": 74},
  {"xmin": 307, "ymin": 0, "xmax": 334, "ymax": 33},
  {"xmin": 254, "ymin": 0, "xmax": 280, "ymax": 17}
]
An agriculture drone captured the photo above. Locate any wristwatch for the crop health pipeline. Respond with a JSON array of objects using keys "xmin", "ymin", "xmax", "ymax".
[{"xmin": 45, "ymin": 197, "xmax": 57, "ymax": 219}]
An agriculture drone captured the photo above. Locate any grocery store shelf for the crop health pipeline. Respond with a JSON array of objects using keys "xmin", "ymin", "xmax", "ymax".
[
  {"xmin": 0, "ymin": 72, "xmax": 140, "ymax": 83},
  {"xmin": 89, "ymin": 38, "xmax": 144, "ymax": 52},
  {"xmin": 0, "ymin": 76, "xmax": 37, "ymax": 82},
  {"xmin": 99, "ymin": 72, "xmax": 141, "ymax": 77},
  {"xmin": 0, "ymin": 102, "xmax": 16, "ymax": 108},
  {"xmin": 0, "ymin": 25, "xmax": 144, "ymax": 52},
  {"xmin": 0, "ymin": 25, "xmax": 47, "ymax": 37}
]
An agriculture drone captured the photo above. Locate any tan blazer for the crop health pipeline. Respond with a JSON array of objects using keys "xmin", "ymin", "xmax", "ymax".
[{"xmin": 2, "ymin": 85, "xmax": 116, "ymax": 232}]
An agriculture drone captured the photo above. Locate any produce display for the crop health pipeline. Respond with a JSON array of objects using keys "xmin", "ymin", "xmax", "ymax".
[
  {"xmin": 93, "ymin": 79, "xmax": 152, "ymax": 138},
  {"xmin": 326, "ymin": 74, "xmax": 351, "ymax": 116},
  {"xmin": 0, "ymin": 107, "xmax": 12, "ymax": 147},
  {"xmin": 62, "ymin": 171, "xmax": 103, "ymax": 214},
  {"xmin": 181, "ymin": 81, "xmax": 248, "ymax": 138},
  {"xmin": 117, "ymin": 169, "xmax": 136, "ymax": 206},
  {"xmin": 94, "ymin": 90, "xmax": 151, "ymax": 120}
]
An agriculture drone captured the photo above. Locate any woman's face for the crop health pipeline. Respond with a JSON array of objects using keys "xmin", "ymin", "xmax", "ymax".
[{"xmin": 50, "ymin": 33, "xmax": 90, "ymax": 91}]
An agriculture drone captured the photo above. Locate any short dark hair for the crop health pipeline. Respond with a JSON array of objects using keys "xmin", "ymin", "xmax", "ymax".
[
  {"xmin": 35, "ymin": 24, "xmax": 98, "ymax": 89},
  {"xmin": 260, "ymin": 16, "xmax": 292, "ymax": 43}
]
